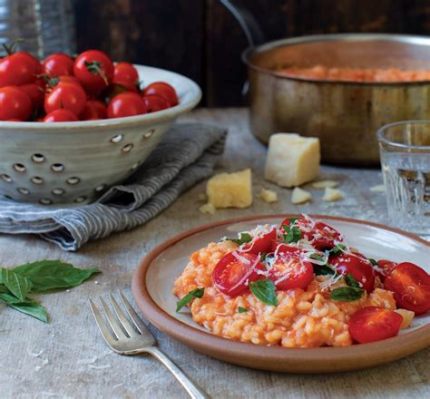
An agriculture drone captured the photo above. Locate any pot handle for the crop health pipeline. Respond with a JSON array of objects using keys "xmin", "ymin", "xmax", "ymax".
[{"xmin": 219, "ymin": 0, "xmax": 265, "ymax": 47}]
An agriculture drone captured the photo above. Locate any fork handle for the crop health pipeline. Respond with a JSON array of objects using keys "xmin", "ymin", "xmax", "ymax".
[{"xmin": 145, "ymin": 347, "xmax": 210, "ymax": 399}]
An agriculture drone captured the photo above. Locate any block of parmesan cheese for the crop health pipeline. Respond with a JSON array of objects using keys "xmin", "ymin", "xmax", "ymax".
[
  {"xmin": 264, "ymin": 133, "xmax": 320, "ymax": 188},
  {"xmin": 206, "ymin": 169, "xmax": 252, "ymax": 208}
]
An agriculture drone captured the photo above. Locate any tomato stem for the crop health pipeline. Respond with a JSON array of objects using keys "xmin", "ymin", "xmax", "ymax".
[{"xmin": 84, "ymin": 61, "xmax": 108, "ymax": 85}]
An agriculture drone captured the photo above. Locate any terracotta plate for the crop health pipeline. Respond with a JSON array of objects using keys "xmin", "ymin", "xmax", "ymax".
[{"xmin": 132, "ymin": 214, "xmax": 430, "ymax": 373}]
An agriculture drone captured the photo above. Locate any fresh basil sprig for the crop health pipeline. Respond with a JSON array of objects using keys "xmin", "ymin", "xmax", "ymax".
[
  {"xmin": 283, "ymin": 225, "xmax": 302, "ymax": 244},
  {"xmin": 249, "ymin": 279, "xmax": 278, "ymax": 306},
  {"xmin": 0, "ymin": 260, "xmax": 100, "ymax": 322},
  {"xmin": 330, "ymin": 244, "xmax": 347, "ymax": 256},
  {"xmin": 237, "ymin": 306, "xmax": 248, "ymax": 313},
  {"xmin": 0, "ymin": 268, "xmax": 32, "ymax": 302},
  {"xmin": 12, "ymin": 260, "xmax": 99, "ymax": 292},
  {"xmin": 330, "ymin": 286, "xmax": 363, "ymax": 302},
  {"xmin": 229, "ymin": 232, "xmax": 253, "ymax": 246},
  {"xmin": 344, "ymin": 274, "xmax": 360, "ymax": 289},
  {"xmin": 313, "ymin": 265, "xmax": 336, "ymax": 276},
  {"xmin": 176, "ymin": 288, "xmax": 204, "ymax": 312}
]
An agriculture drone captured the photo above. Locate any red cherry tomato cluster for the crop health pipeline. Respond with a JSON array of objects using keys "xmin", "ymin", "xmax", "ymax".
[
  {"xmin": 210, "ymin": 215, "xmax": 430, "ymax": 345},
  {"xmin": 0, "ymin": 49, "xmax": 178, "ymax": 122}
]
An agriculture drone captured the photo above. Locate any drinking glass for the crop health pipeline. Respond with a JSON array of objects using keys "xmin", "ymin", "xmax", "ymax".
[{"xmin": 377, "ymin": 121, "xmax": 430, "ymax": 236}]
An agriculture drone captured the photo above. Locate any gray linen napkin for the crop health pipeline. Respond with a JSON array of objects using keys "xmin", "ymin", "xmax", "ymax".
[{"xmin": 0, "ymin": 123, "xmax": 227, "ymax": 251}]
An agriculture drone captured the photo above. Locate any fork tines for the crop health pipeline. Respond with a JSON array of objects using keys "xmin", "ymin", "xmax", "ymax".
[{"xmin": 89, "ymin": 292, "xmax": 152, "ymax": 347}]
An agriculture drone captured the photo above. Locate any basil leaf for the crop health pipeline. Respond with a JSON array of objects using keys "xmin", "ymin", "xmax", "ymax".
[
  {"xmin": 0, "ymin": 292, "xmax": 48, "ymax": 323},
  {"xmin": 283, "ymin": 226, "xmax": 302, "ymax": 244},
  {"xmin": 230, "ymin": 232, "xmax": 253, "ymax": 246},
  {"xmin": 0, "ymin": 268, "xmax": 32, "ymax": 301},
  {"xmin": 330, "ymin": 244, "xmax": 346, "ymax": 256},
  {"xmin": 368, "ymin": 258, "xmax": 378, "ymax": 266},
  {"xmin": 8, "ymin": 301, "xmax": 48, "ymax": 323},
  {"xmin": 313, "ymin": 265, "xmax": 336, "ymax": 276},
  {"xmin": 249, "ymin": 279, "xmax": 278, "ymax": 306},
  {"xmin": 345, "ymin": 274, "xmax": 360, "ymax": 288},
  {"xmin": 12, "ymin": 260, "xmax": 100, "ymax": 292},
  {"xmin": 0, "ymin": 291, "xmax": 22, "ymax": 304},
  {"xmin": 310, "ymin": 253, "xmax": 325, "ymax": 262},
  {"xmin": 330, "ymin": 287, "xmax": 363, "ymax": 302},
  {"xmin": 238, "ymin": 306, "xmax": 248, "ymax": 313},
  {"xmin": 176, "ymin": 288, "xmax": 204, "ymax": 312},
  {"xmin": 288, "ymin": 218, "xmax": 298, "ymax": 225}
]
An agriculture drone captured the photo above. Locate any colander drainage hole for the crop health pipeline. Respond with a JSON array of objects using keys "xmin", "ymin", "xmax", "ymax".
[
  {"xmin": 31, "ymin": 153, "xmax": 45, "ymax": 163},
  {"xmin": 13, "ymin": 163, "xmax": 26, "ymax": 173}
]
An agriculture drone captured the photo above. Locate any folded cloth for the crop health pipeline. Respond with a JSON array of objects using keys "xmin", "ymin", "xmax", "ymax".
[{"xmin": 0, "ymin": 123, "xmax": 227, "ymax": 251}]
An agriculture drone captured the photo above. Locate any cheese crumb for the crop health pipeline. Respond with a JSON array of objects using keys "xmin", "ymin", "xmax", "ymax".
[
  {"xmin": 370, "ymin": 184, "xmax": 385, "ymax": 193},
  {"xmin": 206, "ymin": 169, "xmax": 252, "ymax": 208},
  {"xmin": 395, "ymin": 309, "xmax": 415, "ymax": 329},
  {"xmin": 322, "ymin": 187, "xmax": 344, "ymax": 202},
  {"xmin": 199, "ymin": 202, "xmax": 216, "ymax": 215},
  {"xmin": 312, "ymin": 180, "xmax": 339, "ymax": 189},
  {"xmin": 291, "ymin": 187, "xmax": 312, "ymax": 204},
  {"xmin": 264, "ymin": 133, "xmax": 320, "ymax": 187},
  {"xmin": 259, "ymin": 188, "xmax": 278, "ymax": 203}
]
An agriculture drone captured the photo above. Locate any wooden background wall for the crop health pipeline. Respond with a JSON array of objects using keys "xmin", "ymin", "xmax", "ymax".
[{"xmin": 74, "ymin": 0, "xmax": 430, "ymax": 106}]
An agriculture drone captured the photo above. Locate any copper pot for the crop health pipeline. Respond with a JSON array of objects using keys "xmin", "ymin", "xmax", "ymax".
[{"xmin": 222, "ymin": 2, "xmax": 430, "ymax": 165}]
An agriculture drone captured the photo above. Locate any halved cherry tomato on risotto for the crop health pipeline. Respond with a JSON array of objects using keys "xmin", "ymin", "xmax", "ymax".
[
  {"xmin": 269, "ymin": 252, "xmax": 313, "ymax": 291},
  {"xmin": 384, "ymin": 262, "xmax": 430, "ymax": 314},
  {"xmin": 281, "ymin": 216, "xmax": 342, "ymax": 250},
  {"xmin": 349, "ymin": 306, "xmax": 403, "ymax": 344},
  {"xmin": 213, "ymin": 252, "xmax": 265, "ymax": 297},
  {"xmin": 241, "ymin": 228, "xmax": 276, "ymax": 255},
  {"xmin": 330, "ymin": 252, "xmax": 375, "ymax": 293},
  {"xmin": 376, "ymin": 259, "xmax": 398, "ymax": 280}
]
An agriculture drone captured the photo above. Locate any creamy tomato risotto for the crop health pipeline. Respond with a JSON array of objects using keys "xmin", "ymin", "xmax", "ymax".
[{"xmin": 173, "ymin": 215, "xmax": 430, "ymax": 348}]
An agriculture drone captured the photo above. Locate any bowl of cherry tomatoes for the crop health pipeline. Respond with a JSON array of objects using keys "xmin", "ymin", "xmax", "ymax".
[{"xmin": 0, "ymin": 49, "xmax": 201, "ymax": 205}]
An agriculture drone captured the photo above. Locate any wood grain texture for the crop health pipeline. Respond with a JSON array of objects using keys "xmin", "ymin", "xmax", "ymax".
[
  {"xmin": 74, "ymin": 0, "xmax": 204, "ymax": 92},
  {"xmin": 0, "ymin": 108, "xmax": 429, "ymax": 398}
]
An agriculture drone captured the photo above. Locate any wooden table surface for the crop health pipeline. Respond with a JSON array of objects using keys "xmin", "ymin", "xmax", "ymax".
[{"xmin": 1, "ymin": 108, "xmax": 429, "ymax": 399}]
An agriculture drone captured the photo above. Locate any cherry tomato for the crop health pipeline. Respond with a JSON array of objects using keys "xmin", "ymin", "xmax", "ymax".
[
  {"xmin": 107, "ymin": 92, "xmax": 147, "ymax": 118},
  {"xmin": 271, "ymin": 242, "xmax": 302, "ymax": 256},
  {"xmin": 384, "ymin": 262, "xmax": 430, "ymax": 314},
  {"xmin": 43, "ymin": 109, "xmax": 78, "ymax": 122},
  {"xmin": 42, "ymin": 53, "xmax": 74, "ymax": 77},
  {"xmin": 281, "ymin": 216, "xmax": 343, "ymax": 251},
  {"xmin": 142, "ymin": 94, "xmax": 171, "ymax": 113},
  {"xmin": 0, "ymin": 52, "xmax": 41, "ymax": 87},
  {"xmin": 73, "ymin": 50, "xmax": 114, "ymax": 94},
  {"xmin": 376, "ymin": 259, "xmax": 398, "ymax": 281},
  {"xmin": 143, "ymin": 82, "xmax": 178, "ymax": 106},
  {"xmin": 0, "ymin": 86, "xmax": 32, "ymax": 121},
  {"xmin": 241, "ymin": 228, "xmax": 277, "ymax": 255},
  {"xmin": 113, "ymin": 62, "xmax": 139, "ymax": 91},
  {"xmin": 213, "ymin": 252, "xmax": 265, "ymax": 297},
  {"xmin": 44, "ymin": 82, "xmax": 87, "ymax": 116},
  {"xmin": 330, "ymin": 253, "xmax": 375, "ymax": 293},
  {"xmin": 80, "ymin": 100, "xmax": 107, "ymax": 120},
  {"xmin": 269, "ymin": 251, "xmax": 314, "ymax": 290},
  {"xmin": 20, "ymin": 81, "xmax": 44, "ymax": 109},
  {"xmin": 348, "ymin": 306, "xmax": 403, "ymax": 344}
]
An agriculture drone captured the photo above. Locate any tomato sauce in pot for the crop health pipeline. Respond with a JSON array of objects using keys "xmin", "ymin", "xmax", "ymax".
[{"xmin": 278, "ymin": 65, "xmax": 430, "ymax": 82}]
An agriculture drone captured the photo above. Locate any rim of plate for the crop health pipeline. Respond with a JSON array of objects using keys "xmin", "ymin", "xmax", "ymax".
[
  {"xmin": 132, "ymin": 214, "xmax": 430, "ymax": 372},
  {"xmin": 0, "ymin": 64, "xmax": 202, "ymax": 130}
]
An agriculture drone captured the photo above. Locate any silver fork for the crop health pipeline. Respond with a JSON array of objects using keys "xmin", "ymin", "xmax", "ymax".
[{"xmin": 89, "ymin": 292, "xmax": 210, "ymax": 399}]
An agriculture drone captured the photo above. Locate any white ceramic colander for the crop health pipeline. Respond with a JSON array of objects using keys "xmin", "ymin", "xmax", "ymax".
[{"xmin": 0, "ymin": 65, "xmax": 201, "ymax": 206}]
